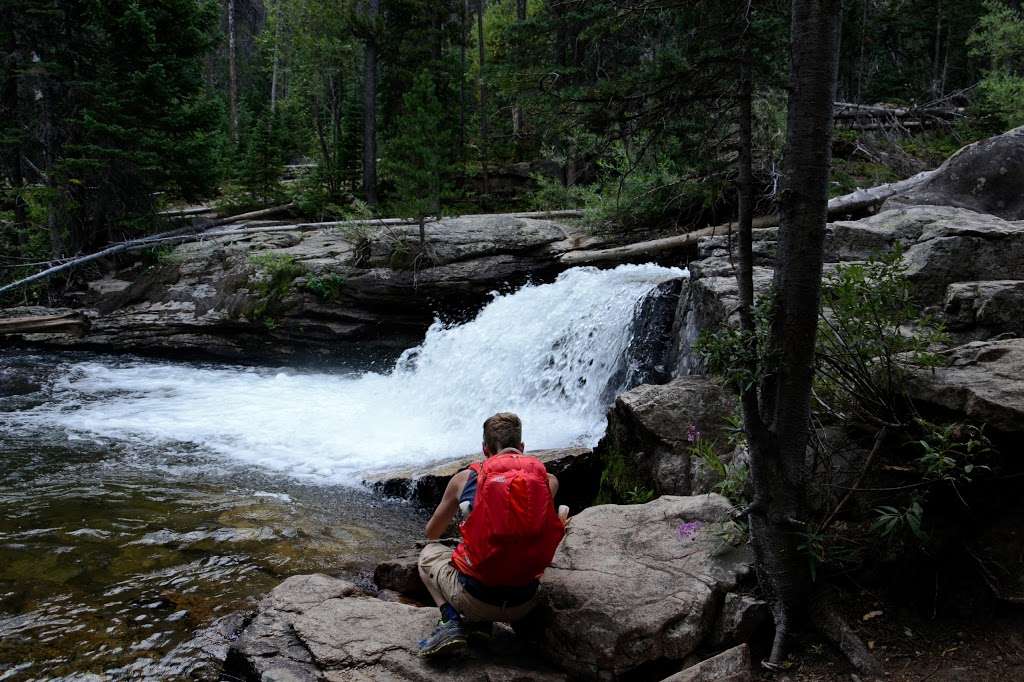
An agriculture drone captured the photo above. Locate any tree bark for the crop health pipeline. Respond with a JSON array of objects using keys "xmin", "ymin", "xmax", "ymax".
[
  {"xmin": 362, "ymin": 0, "xmax": 380, "ymax": 206},
  {"xmin": 227, "ymin": 0, "xmax": 239, "ymax": 145},
  {"xmin": 745, "ymin": 0, "xmax": 843, "ymax": 666}
]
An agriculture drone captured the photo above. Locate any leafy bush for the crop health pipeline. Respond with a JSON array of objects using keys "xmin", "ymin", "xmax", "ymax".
[
  {"xmin": 303, "ymin": 273, "xmax": 346, "ymax": 303},
  {"xmin": 815, "ymin": 247, "xmax": 947, "ymax": 427},
  {"xmin": 968, "ymin": 1, "xmax": 1024, "ymax": 130},
  {"xmin": 525, "ymin": 173, "xmax": 594, "ymax": 212},
  {"xmin": 247, "ymin": 253, "xmax": 306, "ymax": 324}
]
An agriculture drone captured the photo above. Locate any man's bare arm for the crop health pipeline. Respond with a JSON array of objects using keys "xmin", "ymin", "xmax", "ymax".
[
  {"xmin": 425, "ymin": 470, "xmax": 468, "ymax": 540},
  {"xmin": 548, "ymin": 473, "xmax": 559, "ymax": 499}
]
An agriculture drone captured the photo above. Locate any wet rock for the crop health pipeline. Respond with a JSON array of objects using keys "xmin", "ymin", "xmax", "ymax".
[
  {"xmin": 667, "ymin": 269, "xmax": 773, "ymax": 378},
  {"xmin": 537, "ymin": 495, "xmax": 752, "ymax": 679},
  {"xmin": 943, "ymin": 280, "xmax": 1024, "ymax": 341},
  {"xmin": 596, "ymin": 377, "xmax": 737, "ymax": 499},
  {"xmin": 883, "ymin": 125, "xmax": 1024, "ymax": 220},
  {"xmin": 369, "ymin": 447, "xmax": 599, "ymax": 513},
  {"xmin": 0, "ymin": 365, "xmax": 43, "ymax": 396},
  {"xmin": 228, "ymin": 574, "xmax": 562, "ymax": 681},
  {"xmin": 908, "ymin": 338, "xmax": 1024, "ymax": 434},
  {"xmin": 373, "ymin": 549, "xmax": 430, "ymax": 603},
  {"xmin": 613, "ymin": 277, "xmax": 687, "ymax": 394},
  {"xmin": 660, "ymin": 644, "xmax": 752, "ymax": 682}
]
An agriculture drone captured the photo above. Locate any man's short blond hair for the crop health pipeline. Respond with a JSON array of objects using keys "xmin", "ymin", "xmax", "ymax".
[{"xmin": 483, "ymin": 412, "xmax": 522, "ymax": 453}]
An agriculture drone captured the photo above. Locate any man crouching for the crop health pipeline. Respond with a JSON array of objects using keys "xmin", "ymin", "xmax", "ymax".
[{"xmin": 417, "ymin": 412, "xmax": 565, "ymax": 657}]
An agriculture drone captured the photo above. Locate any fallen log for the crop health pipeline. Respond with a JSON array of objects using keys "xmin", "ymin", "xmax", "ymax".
[
  {"xmin": 559, "ymin": 215, "xmax": 778, "ymax": 267},
  {"xmin": 558, "ymin": 165, "xmax": 942, "ymax": 267},
  {"xmin": 0, "ymin": 311, "xmax": 90, "ymax": 336}
]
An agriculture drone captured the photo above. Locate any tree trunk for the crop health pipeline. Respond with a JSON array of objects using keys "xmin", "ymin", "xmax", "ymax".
[
  {"xmin": 459, "ymin": 0, "xmax": 468, "ymax": 169},
  {"xmin": 362, "ymin": 0, "xmax": 380, "ymax": 206},
  {"xmin": 227, "ymin": 0, "xmax": 239, "ymax": 145},
  {"xmin": 511, "ymin": 0, "xmax": 527, "ymax": 153},
  {"xmin": 270, "ymin": 0, "xmax": 280, "ymax": 114},
  {"xmin": 477, "ymin": 0, "xmax": 490, "ymax": 196},
  {"xmin": 744, "ymin": 0, "xmax": 843, "ymax": 666}
]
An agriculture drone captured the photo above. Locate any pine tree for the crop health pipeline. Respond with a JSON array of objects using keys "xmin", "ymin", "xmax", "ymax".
[
  {"xmin": 239, "ymin": 111, "xmax": 285, "ymax": 203},
  {"xmin": 384, "ymin": 71, "xmax": 449, "ymax": 244}
]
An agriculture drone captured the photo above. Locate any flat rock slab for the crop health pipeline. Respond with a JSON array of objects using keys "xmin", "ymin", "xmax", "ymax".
[
  {"xmin": 910, "ymin": 338, "xmax": 1024, "ymax": 434},
  {"xmin": 538, "ymin": 494, "xmax": 753, "ymax": 679},
  {"xmin": 227, "ymin": 573, "xmax": 562, "ymax": 681}
]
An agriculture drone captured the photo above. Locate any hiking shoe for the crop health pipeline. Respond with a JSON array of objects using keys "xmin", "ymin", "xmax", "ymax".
[
  {"xmin": 417, "ymin": 619, "xmax": 467, "ymax": 658},
  {"xmin": 465, "ymin": 621, "xmax": 493, "ymax": 646}
]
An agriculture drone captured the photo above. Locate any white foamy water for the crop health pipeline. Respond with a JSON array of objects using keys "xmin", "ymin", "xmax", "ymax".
[{"xmin": 4, "ymin": 264, "xmax": 686, "ymax": 484}]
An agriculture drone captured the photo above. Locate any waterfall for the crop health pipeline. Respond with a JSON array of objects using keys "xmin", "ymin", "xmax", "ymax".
[{"xmin": 4, "ymin": 264, "xmax": 686, "ymax": 484}]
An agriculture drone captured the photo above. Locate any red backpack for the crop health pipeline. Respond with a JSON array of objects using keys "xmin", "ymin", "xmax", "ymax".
[{"xmin": 451, "ymin": 453, "xmax": 565, "ymax": 587}]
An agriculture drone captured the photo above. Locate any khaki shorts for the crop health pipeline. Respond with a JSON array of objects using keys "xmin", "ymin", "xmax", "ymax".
[{"xmin": 418, "ymin": 543, "xmax": 538, "ymax": 624}]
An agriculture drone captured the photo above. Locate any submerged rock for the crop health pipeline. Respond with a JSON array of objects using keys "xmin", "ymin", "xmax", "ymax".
[{"xmin": 536, "ymin": 494, "xmax": 753, "ymax": 679}]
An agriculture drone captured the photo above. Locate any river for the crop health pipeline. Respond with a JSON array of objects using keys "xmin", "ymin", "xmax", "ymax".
[{"xmin": 0, "ymin": 264, "xmax": 685, "ymax": 679}]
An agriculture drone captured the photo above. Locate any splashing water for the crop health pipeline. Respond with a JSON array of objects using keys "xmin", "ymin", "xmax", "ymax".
[{"xmin": 3, "ymin": 264, "xmax": 686, "ymax": 484}]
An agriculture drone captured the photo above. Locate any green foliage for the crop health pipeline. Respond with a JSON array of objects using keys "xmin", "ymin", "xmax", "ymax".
[
  {"xmin": 1, "ymin": 0, "xmax": 224, "ymax": 258},
  {"xmin": 872, "ymin": 499, "xmax": 927, "ymax": 545},
  {"xmin": 247, "ymin": 252, "xmax": 306, "ymax": 324},
  {"xmin": 596, "ymin": 446, "xmax": 648, "ymax": 505},
  {"xmin": 968, "ymin": 1, "xmax": 1024, "ymax": 130},
  {"xmin": 383, "ymin": 71, "xmax": 451, "ymax": 233},
  {"xmin": 797, "ymin": 527, "xmax": 829, "ymax": 582},
  {"xmin": 913, "ymin": 419, "xmax": 994, "ymax": 487},
  {"xmin": 696, "ymin": 293, "xmax": 777, "ymax": 395},
  {"xmin": 237, "ymin": 112, "xmax": 286, "ymax": 204},
  {"xmin": 621, "ymin": 486, "xmax": 655, "ymax": 505},
  {"xmin": 303, "ymin": 273, "xmax": 346, "ymax": 303},
  {"xmin": 525, "ymin": 174, "xmax": 593, "ymax": 212},
  {"xmin": 688, "ymin": 428, "xmax": 750, "ymax": 506},
  {"xmin": 829, "ymin": 159, "xmax": 902, "ymax": 198},
  {"xmin": 815, "ymin": 247, "xmax": 947, "ymax": 426}
]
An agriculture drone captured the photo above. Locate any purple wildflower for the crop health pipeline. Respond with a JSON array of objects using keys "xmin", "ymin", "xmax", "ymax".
[
  {"xmin": 677, "ymin": 520, "xmax": 704, "ymax": 543},
  {"xmin": 686, "ymin": 424, "xmax": 701, "ymax": 443}
]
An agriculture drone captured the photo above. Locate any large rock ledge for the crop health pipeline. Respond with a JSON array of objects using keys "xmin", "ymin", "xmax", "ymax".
[
  {"xmin": 1, "ymin": 214, "xmax": 618, "ymax": 361},
  {"xmin": 227, "ymin": 495, "xmax": 757, "ymax": 681},
  {"xmin": 537, "ymin": 495, "xmax": 752, "ymax": 679},
  {"xmin": 224, "ymin": 574, "xmax": 563, "ymax": 681},
  {"xmin": 909, "ymin": 338, "xmax": 1024, "ymax": 434}
]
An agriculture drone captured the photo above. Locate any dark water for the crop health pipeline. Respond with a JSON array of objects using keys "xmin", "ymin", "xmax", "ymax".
[{"xmin": 0, "ymin": 352, "xmax": 425, "ymax": 681}]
